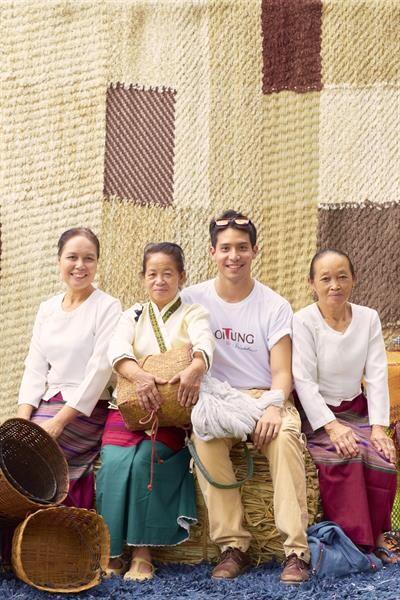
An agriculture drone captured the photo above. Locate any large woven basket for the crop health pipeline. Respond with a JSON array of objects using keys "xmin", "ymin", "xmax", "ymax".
[
  {"xmin": 12, "ymin": 507, "xmax": 110, "ymax": 593},
  {"xmin": 0, "ymin": 419, "xmax": 68, "ymax": 521},
  {"xmin": 117, "ymin": 344, "xmax": 193, "ymax": 430}
]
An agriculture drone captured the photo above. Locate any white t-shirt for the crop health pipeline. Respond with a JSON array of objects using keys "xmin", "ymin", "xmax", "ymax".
[
  {"xmin": 181, "ymin": 279, "xmax": 292, "ymax": 389},
  {"xmin": 18, "ymin": 289, "xmax": 122, "ymax": 416},
  {"xmin": 292, "ymin": 303, "xmax": 389, "ymax": 430}
]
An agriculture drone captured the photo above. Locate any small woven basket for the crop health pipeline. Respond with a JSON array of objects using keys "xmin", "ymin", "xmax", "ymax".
[
  {"xmin": 12, "ymin": 507, "xmax": 110, "ymax": 593},
  {"xmin": 0, "ymin": 419, "xmax": 68, "ymax": 520},
  {"xmin": 117, "ymin": 344, "xmax": 193, "ymax": 430}
]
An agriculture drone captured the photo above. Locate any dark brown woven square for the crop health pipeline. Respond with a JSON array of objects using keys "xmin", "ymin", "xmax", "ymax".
[
  {"xmin": 262, "ymin": 0, "xmax": 323, "ymax": 94},
  {"xmin": 104, "ymin": 83, "xmax": 176, "ymax": 206},
  {"xmin": 317, "ymin": 203, "xmax": 400, "ymax": 326}
]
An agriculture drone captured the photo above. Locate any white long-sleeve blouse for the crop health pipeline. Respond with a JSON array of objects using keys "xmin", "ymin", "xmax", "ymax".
[
  {"xmin": 18, "ymin": 289, "xmax": 122, "ymax": 416},
  {"xmin": 292, "ymin": 303, "xmax": 389, "ymax": 431},
  {"xmin": 108, "ymin": 295, "xmax": 214, "ymax": 371}
]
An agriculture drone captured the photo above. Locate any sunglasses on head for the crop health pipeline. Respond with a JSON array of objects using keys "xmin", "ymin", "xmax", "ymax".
[{"xmin": 214, "ymin": 217, "xmax": 250, "ymax": 227}]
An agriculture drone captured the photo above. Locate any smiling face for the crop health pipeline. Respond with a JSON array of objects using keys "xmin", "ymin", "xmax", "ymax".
[
  {"xmin": 210, "ymin": 227, "xmax": 257, "ymax": 284},
  {"xmin": 58, "ymin": 235, "xmax": 98, "ymax": 292},
  {"xmin": 310, "ymin": 252, "xmax": 355, "ymax": 308},
  {"xmin": 143, "ymin": 252, "xmax": 186, "ymax": 310}
]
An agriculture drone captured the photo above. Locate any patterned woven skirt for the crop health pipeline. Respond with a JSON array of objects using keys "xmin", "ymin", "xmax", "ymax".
[
  {"xmin": 301, "ymin": 393, "xmax": 396, "ymax": 552},
  {"xmin": 31, "ymin": 392, "xmax": 108, "ymax": 509}
]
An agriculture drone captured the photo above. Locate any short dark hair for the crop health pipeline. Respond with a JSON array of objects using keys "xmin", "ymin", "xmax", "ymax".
[
  {"xmin": 142, "ymin": 242, "xmax": 185, "ymax": 275},
  {"xmin": 309, "ymin": 249, "xmax": 356, "ymax": 281},
  {"xmin": 57, "ymin": 227, "xmax": 100, "ymax": 258},
  {"xmin": 209, "ymin": 209, "xmax": 257, "ymax": 248}
]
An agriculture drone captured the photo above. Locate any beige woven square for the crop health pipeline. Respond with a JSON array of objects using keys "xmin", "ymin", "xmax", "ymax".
[
  {"xmin": 319, "ymin": 88, "xmax": 400, "ymax": 205},
  {"xmin": 259, "ymin": 198, "xmax": 317, "ymax": 313},
  {"xmin": 208, "ymin": 0, "xmax": 264, "ymax": 212},
  {"xmin": 99, "ymin": 200, "xmax": 176, "ymax": 309},
  {"xmin": 322, "ymin": 0, "xmax": 400, "ymax": 85},
  {"xmin": 0, "ymin": 3, "xmax": 107, "ymax": 421}
]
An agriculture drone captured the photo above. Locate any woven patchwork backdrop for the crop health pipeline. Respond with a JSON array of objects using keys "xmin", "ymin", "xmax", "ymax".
[{"xmin": 0, "ymin": 0, "xmax": 399, "ymax": 422}]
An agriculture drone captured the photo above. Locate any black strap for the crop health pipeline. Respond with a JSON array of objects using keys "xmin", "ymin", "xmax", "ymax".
[{"xmin": 187, "ymin": 439, "xmax": 253, "ymax": 489}]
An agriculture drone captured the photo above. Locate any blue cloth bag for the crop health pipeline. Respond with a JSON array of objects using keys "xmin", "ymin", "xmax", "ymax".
[{"xmin": 308, "ymin": 521, "xmax": 382, "ymax": 578}]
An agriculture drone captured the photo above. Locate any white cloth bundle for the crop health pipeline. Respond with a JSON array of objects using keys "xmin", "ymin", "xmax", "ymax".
[{"xmin": 191, "ymin": 375, "xmax": 285, "ymax": 441}]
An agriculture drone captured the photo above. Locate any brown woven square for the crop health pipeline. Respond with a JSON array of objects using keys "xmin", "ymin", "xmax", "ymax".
[
  {"xmin": 104, "ymin": 83, "xmax": 176, "ymax": 206},
  {"xmin": 262, "ymin": 0, "xmax": 323, "ymax": 94},
  {"xmin": 317, "ymin": 203, "xmax": 400, "ymax": 327}
]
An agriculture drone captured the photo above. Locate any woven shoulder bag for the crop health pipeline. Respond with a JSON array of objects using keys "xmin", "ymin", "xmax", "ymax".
[{"xmin": 116, "ymin": 344, "xmax": 193, "ymax": 430}]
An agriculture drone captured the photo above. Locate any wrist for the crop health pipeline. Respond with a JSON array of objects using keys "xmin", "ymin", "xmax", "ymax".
[
  {"xmin": 324, "ymin": 419, "xmax": 338, "ymax": 433},
  {"xmin": 53, "ymin": 406, "xmax": 79, "ymax": 427},
  {"xmin": 116, "ymin": 357, "xmax": 140, "ymax": 373},
  {"xmin": 118, "ymin": 360, "xmax": 143, "ymax": 381},
  {"xmin": 263, "ymin": 405, "xmax": 281, "ymax": 415},
  {"xmin": 191, "ymin": 356, "xmax": 206, "ymax": 372},
  {"xmin": 52, "ymin": 414, "xmax": 69, "ymax": 428},
  {"xmin": 17, "ymin": 404, "xmax": 34, "ymax": 419}
]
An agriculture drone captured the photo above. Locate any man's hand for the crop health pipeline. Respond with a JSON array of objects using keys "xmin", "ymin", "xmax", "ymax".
[{"xmin": 252, "ymin": 405, "xmax": 282, "ymax": 450}]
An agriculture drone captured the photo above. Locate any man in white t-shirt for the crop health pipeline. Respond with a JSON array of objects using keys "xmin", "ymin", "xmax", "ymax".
[{"xmin": 181, "ymin": 210, "xmax": 310, "ymax": 584}]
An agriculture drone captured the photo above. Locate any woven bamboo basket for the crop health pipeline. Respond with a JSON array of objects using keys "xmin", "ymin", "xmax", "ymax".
[
  {"xmin": 0, "ymin": 419, "xmax": 69, "ymax": 521},
  {"xmin": 153, "ymin": 445, "xmax": 322, "ymax": 565},
  {"xmin": 12, "ymin": 507, "xmax": 110, "ymax": 593},
  {"xmin": 117, "ymin": 344, "xmax": 193, "ymax": 430}
]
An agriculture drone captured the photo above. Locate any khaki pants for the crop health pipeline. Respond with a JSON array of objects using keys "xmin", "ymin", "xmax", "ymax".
[{"xmin": 192, "ymin": 398, "xmax": 310, "ymax": 562}]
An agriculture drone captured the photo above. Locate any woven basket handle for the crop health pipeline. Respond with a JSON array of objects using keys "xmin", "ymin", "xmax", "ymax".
[{"xmin": 187, "ymin": 439, "xmax": 253, "ymax": 489}]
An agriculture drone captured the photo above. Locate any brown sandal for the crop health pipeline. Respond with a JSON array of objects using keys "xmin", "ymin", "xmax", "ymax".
[{"xmin": 374, "ymin": 531, "xmax": 400, "ymax": 564}]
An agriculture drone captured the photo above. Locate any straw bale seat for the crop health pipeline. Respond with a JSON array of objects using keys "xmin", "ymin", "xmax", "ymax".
[
  {"xmin": 152, "ymin": 444, "xmax": 321, "ymax": 565},
  {"xmin": 12, "ymin": 507, "xmax": 110, "ymax": 593}
]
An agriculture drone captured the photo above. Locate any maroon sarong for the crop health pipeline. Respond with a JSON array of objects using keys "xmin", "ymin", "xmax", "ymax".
[{"xmin": 299, "ymin": 393, "xmax": 396, "ymax": 552}]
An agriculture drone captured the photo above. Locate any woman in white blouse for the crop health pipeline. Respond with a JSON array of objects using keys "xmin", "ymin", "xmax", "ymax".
[
  {"xmin": 17, "ymin": 227, "xmax": 121, "ymax": 508},
  {"xmin": 96, "ymin": 242, "xmax": 214, "ymax": 582},
  {"xmin": 293, "ymin": 249, "xmax": 398, "ymax": 563}
]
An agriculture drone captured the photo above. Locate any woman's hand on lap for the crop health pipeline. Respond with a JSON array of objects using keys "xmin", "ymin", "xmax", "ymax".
[
  {"xmin": 371, "ymin": 425, "xmax": 396, "ymax": 463},
  {"xmin": 39, "ymin": 417, "xmax": 65, "ymax": 439},
  {"xmin": 324, "ymin": 420, "xmax": 360, "ymax": 459}
]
